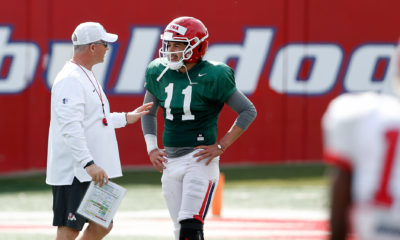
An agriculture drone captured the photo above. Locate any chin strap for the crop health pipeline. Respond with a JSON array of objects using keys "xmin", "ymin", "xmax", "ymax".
[
  {"xmin": 157, "ymin": 65, "xmax": 170, "ymax": 82},
  {"xmin": 156, "ymin": 63, "xmax": 197, "ymax": 85},
  {"xmin": 183, "ymin": 64, "xmax": 196, "ymax": 85}
]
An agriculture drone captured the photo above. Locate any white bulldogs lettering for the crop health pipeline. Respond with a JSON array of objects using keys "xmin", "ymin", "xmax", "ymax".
[
  {"xmin": 114, "ymin": 27, "xmax": 161, "ymax": 94},
  {"xmin": 344, "ymin": 44, "xmax": 396, "ymax": 92},
  {"xmin": 269, "ymin": 44, "xmax": 343, "ymax": 94},
  {"xmin": 0, "ymin": 27, "xmax": 39, "ymax": 93},
  {"xmin": 2, "ymin": 26, "xmax": 398, "ymax": 96}
]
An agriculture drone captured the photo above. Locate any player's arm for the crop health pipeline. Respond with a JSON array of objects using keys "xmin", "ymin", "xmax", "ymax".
[
  {"xmin": 195, "ymin": 90, "xmax": 257, "ymax": 165},
  {"xmin": 141, "ymin": 90, "xmax": 168, "ymax": 172},
  {"xmin": 322, "ymin": 94, "xmax": 356, "ymax": 240},
  {"xmin": 219, "ymin": 90, "xmax": 257, "ymax": 148},
  {"xmin": 329, "ymin": 166, "xmax": 352, "ymax": 240}
]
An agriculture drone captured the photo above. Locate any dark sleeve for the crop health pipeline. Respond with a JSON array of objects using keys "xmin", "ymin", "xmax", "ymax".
[
  {"xmin": 225, "ymin": 90, "xmax": 257, "ymax": 130},
  {"xmin": 141, "ymin": 91, "xmax": 159, "ymax": 135}
]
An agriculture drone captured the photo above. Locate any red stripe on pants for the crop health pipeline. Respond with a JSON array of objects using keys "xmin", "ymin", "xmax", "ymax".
[{"xmin": 193, "ymin": 180, "xmax": 212, "ymax": 223}]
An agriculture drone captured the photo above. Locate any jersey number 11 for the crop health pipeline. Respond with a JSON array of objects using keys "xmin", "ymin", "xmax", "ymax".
[{"xmin": 164, "ymin": 83, "xmax": 195, "ymax": 121}]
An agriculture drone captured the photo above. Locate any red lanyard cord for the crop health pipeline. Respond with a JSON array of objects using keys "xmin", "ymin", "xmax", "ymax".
[{"xmin": 71, "ymin": 61, "xmax": 108, "ymax": 126}]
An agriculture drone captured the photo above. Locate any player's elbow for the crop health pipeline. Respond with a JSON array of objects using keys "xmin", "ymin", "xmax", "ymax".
[
  {"xmin": 235, "ymin": 105, "xmax": 257, "ymax": 131},
  {"xmin": 244, "ymin": 104, "xmax": 257, "ymax": 124},
  {"xmin": 248, "ymin": 104, "xmax": 257, "ymax": 120}
]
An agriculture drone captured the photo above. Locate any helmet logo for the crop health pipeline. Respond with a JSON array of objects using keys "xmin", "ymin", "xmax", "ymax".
[{"xmin": 167, "ymin": 24, "xmax": 187, "ymax": 35}]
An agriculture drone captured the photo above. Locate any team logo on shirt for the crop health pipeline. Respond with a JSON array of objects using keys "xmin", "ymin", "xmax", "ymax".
[{"xmin": 198, "ymin": 73, "xmax": 207, "ymax": 77}]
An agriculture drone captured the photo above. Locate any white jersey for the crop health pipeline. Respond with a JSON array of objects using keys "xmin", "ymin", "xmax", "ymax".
[
  {"xmin": 323, "ymin": 92, "xmax": 400, "ymax": 240},
  {"xmin": 46, "ymin": 61, "xmax": 127, "ymax": 185}
]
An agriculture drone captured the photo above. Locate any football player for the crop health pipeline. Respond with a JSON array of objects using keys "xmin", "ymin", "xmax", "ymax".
[
  {"xmin": 322, "ymin": 45, "xmax": 400, "ymax": 240},
  {"xmin": 141, "ymin": 16, "xmax": 257, "ymax": 239}
]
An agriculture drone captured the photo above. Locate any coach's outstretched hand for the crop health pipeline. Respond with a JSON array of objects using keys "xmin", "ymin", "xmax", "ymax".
[{"xmin": 126, "ymin": 102, "xmax": 154, "ymax": 124}]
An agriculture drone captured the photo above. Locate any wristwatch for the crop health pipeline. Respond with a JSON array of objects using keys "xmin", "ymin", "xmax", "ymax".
[
  {"xmin": 217, "ymin": 144, "xmax": 224, "ymax": 152},
  {"xmin": 84, "ymin": 160, "xmax": 95, "ymax": 169}
]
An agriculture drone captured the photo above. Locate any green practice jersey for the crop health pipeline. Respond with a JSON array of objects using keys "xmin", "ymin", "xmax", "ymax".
[{"xmin": 145, "ymin": 59, "xmax": 236, "ymax": 147}]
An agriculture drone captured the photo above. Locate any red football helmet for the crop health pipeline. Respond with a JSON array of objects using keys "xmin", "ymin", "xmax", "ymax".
[{"xmin": 159, "ymin": 16, "xmax": 209, "ymax": 70}]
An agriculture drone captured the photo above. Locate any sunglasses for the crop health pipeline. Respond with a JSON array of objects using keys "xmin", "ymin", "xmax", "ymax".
[{"xmin": 92, "ymin": 41, "xmax": 108, "ymax": 48}]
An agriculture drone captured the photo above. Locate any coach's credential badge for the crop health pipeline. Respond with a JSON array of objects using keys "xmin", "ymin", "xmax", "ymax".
[{"xmin": 197, "ymin": 133, "xmax": 204, "ymax": 141}]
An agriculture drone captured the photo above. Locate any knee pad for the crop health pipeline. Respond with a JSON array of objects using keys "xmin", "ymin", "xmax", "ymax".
[{"xmin": 179, "ymin": 219, "xmax": 204, "ymax": 240}]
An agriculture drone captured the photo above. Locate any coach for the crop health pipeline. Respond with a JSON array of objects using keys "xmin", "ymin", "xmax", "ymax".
[{"xmin": 46, "ymin": 22, "xmax": 152, "ymax": 240}]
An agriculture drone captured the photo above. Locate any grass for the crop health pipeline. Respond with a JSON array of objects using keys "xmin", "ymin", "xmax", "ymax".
[{"xmin": 0, "ymin": 162, "xmax": 329, "ymax": 193}]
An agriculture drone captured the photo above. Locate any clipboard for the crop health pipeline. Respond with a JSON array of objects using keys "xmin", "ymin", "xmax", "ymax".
[{"xmin": 77, "ymin": 181, "xmax": 126, "ymax": 228}]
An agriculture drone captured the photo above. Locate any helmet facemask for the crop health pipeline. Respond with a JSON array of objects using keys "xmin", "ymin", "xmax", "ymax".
[{"xmin": 159, "ymin": 31, "xmax": 204, "ymax": 70}]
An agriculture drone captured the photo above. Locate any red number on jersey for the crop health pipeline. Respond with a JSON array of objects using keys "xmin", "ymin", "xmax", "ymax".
[{"xmin": 374, "ymin": 129, "xmax": 399, "ymax": 206}]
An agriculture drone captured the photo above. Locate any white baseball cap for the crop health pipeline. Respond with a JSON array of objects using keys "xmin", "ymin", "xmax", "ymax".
[{"xmin": 71, "ymin": 22, "xmax": 118, "ymax": 45}]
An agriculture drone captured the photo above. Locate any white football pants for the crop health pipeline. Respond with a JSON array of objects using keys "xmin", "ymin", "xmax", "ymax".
[{"xmin": 161, "ymin": 149, "xmax": 220, "ymax": 240}]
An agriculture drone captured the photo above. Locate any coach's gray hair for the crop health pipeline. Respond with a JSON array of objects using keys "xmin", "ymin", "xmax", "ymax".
[{"xmin": 73, "ymin": 44, "xmax": 89, "ymax": 53}]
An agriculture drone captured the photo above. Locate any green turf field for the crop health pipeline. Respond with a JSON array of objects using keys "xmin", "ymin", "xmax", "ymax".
[{"xmin": 0, "ymin": 163, "xmax": 331, "ymax": 240}]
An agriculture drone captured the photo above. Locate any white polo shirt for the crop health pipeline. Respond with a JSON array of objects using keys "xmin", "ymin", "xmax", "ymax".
[{"xmin": 46, "ymin": 61, "xmax": 126, "ymax": 185}]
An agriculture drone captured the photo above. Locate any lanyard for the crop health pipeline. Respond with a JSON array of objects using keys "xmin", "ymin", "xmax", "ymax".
[{"xmin": 71, "ymin": 61, "xmax": 108, "ymax": 126}]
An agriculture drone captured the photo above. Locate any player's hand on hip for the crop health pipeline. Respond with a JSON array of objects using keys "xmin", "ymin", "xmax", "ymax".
[
  {"xmin": 149, "ymin": 149, "xmax": 168, "ymax": 172},
  {"xmin": 194, "ymin": 144, "xmax": 223, "ymax": 165},
  {"xmin": 85, "ymin": 164, "xmax": 109, "ymax": 187},
  {"xmin": 126, "ymin": 102, "xmax": 154, "ymax": 124}
]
